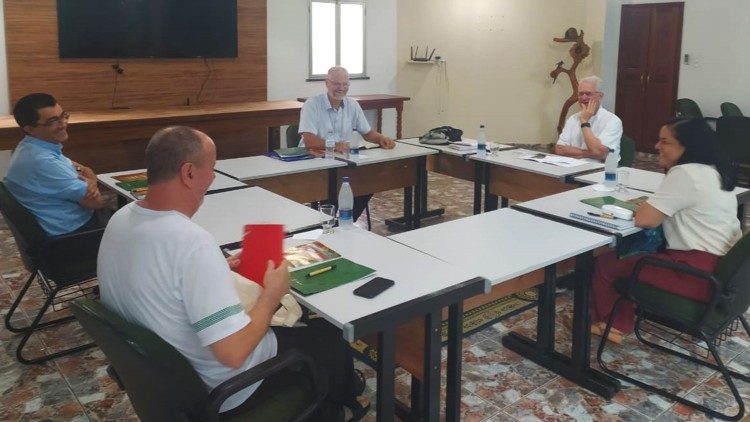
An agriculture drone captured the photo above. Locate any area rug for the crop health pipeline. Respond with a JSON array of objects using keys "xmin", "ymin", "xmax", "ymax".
[{"xmin": 350, "ymin": 288, "xmax": 538, "ymax": 366}]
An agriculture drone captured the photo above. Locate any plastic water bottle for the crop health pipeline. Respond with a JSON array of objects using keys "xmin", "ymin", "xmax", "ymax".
[
  {"xmin": 604, "ymin": 148, "xmax": 617, "ymax": 188},
  {"xmin": 325, "ymin": 131, "xmax": 335, "ymax": 160},
  {"xmin": 338, "ymin": 177, "xmax": 354, "ymax": 229},
  {"xmin": 477, "ymin": 124, "xmax": 487, "ymax": 157}
]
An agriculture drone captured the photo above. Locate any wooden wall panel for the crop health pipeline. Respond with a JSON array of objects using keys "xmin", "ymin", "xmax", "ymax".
[{"xmin": 4, "ymin": 0, "xmax": 267, "ymax": 110}]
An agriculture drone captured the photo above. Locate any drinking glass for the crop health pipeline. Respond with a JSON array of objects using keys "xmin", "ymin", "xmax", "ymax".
[
  {"xmin": 336, "ymin": 141, "xmax": 351, "ymax": 159},
  {"xmin": 320, "ymin": 204, "xmax": 336, "ymax": 234},
  {"xmin": 616, "ymin": 168, "xmax": 630, "ymax": 193}
]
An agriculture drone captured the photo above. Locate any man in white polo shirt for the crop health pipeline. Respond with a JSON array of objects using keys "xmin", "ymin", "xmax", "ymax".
[
  {"xmin": 98, "ymin": 126, "xmax": 365, "ymax": 420},
  {"xmin": 555, "ymin": 75, "xmax": 623, "ymax": 163}
]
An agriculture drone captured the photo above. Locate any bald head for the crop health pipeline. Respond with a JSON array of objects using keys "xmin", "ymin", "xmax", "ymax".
[{"xmin": 145, "ymin": 126, "xmax": 210, "ymax": 184}]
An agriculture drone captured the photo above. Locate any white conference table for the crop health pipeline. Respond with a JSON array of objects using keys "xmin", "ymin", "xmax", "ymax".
[
  {"xmin": 214, "ymin": 155, "xmax": 347, "ymax": 203},
  {"xmin": 336, "ymin": 142, "xmax": 438, "ymax": 229},
  {"xmin": 98, "ymin": 169, "xmax": 246, "ymax": 202},
  {"xmin": 398, "ymin": 138, "xmax": 516, "ymax": 216},
  {"xmin": 574, "ymin": 167, "xmax": 750, "ymax": 227},
  {"xmin": 289, "ymin": 228, "xmax": 487, "ymax": 421},
  {"xmin": 390, "ymin": 208, "xmax": 619, "ymax": 399},
  {"xmin": 192, "ymin": 187, "xmax": 323, "ymax": 247},
  {"xmin": 512, "ymin": 184, "xmax": 647, "ymax": 238},
  {"xmin": 470, "ymin": 148, "xmax": 605, "ymax": 212}
]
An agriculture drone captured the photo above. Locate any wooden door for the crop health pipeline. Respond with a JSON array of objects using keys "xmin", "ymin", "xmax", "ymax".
[{"xmin": 615, "ymin": 3, "xmax": 684, "ymax": 152}]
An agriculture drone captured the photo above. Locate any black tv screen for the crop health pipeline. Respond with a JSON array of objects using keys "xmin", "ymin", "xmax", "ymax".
[{"xmin": 57, "ymin": 0, "xmax": 238, "ymax": 58}]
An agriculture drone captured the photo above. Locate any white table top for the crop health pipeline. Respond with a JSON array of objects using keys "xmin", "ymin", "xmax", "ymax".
[
  {"xmin": 389, "ymin": 208, "xmax": 612, "ymax": 285},
  {"xmin": 336, "ymin": 141, "xmax": 437, "ymax": 166},
  {"xmin": 287, "ymin": 228, "xmax": 486, "ymax": 341},
  {"xmin": 575, "ymin": 167, "xmax": 750, "ymax": 202},
  {"xmin": 397, "ymin": 137, "xmax": 515, "ymax": 158},
  {"xmin": 98, "ymin": 169, "xmax": 246, "ymax": 201},
  {"xmin": 513, "ymin": 185, "xmax": 647, "ymax": 237},
  {"xmin": 214, "ymin": 155, "xmax": 347, "ymax": 182},
  {"xmin": 470, "ymin": 148, "xmax": 604, "ymax": 180},
  {"xmin": 192, "ymin": 187, "xmax": 323, "ymax": 247}
]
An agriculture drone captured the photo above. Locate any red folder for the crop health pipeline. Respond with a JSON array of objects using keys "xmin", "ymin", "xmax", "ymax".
[{"xmin": 238, "ymin": 224, "xmax": 284, "ymax": 286}]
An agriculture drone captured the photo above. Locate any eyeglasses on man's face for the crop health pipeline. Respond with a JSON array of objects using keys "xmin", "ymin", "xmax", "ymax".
[
  {"xmin": 36, "ymin": 111, "xmax": 70, "ymax": 127},
  {"xmin": 577, "ymin": 91, "xmax": 602, "ymax": 98}
]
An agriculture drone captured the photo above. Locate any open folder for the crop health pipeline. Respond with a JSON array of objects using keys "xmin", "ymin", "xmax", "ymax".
[{"xmin": 290, "ymin": 258, "xmax": 375, "ymax": 296}]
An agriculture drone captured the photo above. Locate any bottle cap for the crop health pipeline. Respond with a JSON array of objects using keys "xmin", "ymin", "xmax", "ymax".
[
  {"xmin": 342, "ymin": 176, "xmax": 350, "ymax": 182},
  {"xmin": 480, "ymin": 124, "xmax": 485, "ymax": 128}
]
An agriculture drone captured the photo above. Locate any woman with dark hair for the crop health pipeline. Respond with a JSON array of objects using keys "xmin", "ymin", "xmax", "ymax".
[{"xmin": 590, "ymin": 118, "xmax": 741, "ymax": 342}]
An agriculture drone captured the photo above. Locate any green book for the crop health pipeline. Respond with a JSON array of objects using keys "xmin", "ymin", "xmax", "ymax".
[
  {"xmin": 273, "ymin": 147, "xmax": 311, "ymax": 158},
  {"xmin": 580, "ymin": 195, "xmax": 646, "ymax": 212},
  {"xmin": 290, "ymin": 257, "xmax": 375, "ymax": 296},
  {"xmin": 115, "ymin": 178, "xmax": 148, "ymax": 191}
]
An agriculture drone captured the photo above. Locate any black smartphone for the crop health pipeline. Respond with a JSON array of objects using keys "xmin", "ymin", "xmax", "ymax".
[{"xmin": 353, "ymin": 277, "xmax": 395, "ymax": 299}]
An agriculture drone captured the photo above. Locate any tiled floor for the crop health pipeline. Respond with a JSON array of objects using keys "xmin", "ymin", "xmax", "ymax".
[{"xmin": 1, "ymin": 148, "xmax": 748, "ymax": 421}]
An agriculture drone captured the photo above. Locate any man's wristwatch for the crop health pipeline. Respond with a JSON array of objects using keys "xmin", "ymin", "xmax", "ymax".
[{"xmin": 580, "ymin": 122, "xmax": 591, "ymax": 129}]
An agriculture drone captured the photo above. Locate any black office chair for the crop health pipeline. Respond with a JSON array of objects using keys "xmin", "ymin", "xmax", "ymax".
[
  {"xmin": 721, "ymin": 102, "xmax": 744, "ymax": 117},
  {"xmin": 619, "ymin": 135, "xmax": 636, "ymax": 167},
  {"xmin": 70, "ymin": 298, "xmax": 326, "ymax": 422},
  {"xmin": 717, "ymin": 116, "xmax": 750, "ymax": 187},
  {"xmin": 0, "ymin": 181, "xmax": 101, "ymax": 364},
  {"xmin": 597, "ymin": 233, "xmax": 750, "ymax": 420}
]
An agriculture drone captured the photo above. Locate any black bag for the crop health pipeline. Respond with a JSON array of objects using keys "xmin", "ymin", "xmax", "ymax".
[{"xmin": 419, "ymin": 126, "xmax": 463, "ymax": 145}]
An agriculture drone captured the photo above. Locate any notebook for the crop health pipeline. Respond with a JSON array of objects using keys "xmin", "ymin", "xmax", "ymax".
[
  {"xmin": 569, "ymin": 212, "xmax": 635, "ymax": 230},
  {"xmin": 290, "ymin": 257, "xmax": 375, "ymax": 296},
  {"xmin": 580, "ymin": 196, "xmax": 645, "ymax": 212},
  {"xmin": 269, "ymin": 147, "xmax": 313, "ymax": 162}
]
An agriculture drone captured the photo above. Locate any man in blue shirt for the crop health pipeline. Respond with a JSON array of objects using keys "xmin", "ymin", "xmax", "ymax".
[
  {"xmin": 4, "ymin": 93, "xmax": 108, "ymax": 235},
  {"xmin": 299, "ymin": 67, "xmax": 396, "ymax": 222}
]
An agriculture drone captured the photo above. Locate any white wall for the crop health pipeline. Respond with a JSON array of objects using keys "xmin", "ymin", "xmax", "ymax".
[
  {"xmin": 602, "ymin": 0, "xmax": 750, "ymax": 117},
  {"xmin": 267, "ymin": 0, "xmax": 398, "ymax": 146},
  {"xmin": 395, "ymin": 0, "xmax": 604, "ymax": 144}
]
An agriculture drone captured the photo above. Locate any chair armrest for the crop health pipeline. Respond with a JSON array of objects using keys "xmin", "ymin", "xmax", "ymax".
[
  {"xmin": 202, "ymin": 348, "xmax": 326, "ymax": 422},
  {"xmin": 39, "ymin": 227, "xmax": 105, "ymax": 284},
  {"xmin": 627, "ymin": 255, "xmax": 723, "ymax": 326}
]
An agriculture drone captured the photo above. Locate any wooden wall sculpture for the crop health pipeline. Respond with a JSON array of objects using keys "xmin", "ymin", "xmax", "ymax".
[
  {"xmin": 550, "ymin": 28, "xmax": 590, "ymax": 134},
  {"xmin": 4, "ymin": 0, "xmax": 267, "ymax": 110}
]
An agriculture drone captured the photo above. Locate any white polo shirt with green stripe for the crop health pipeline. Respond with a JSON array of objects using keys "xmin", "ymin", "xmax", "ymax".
[{"xmin": 98, "ymin": 203, "xmax": 278, "ymax": 412}]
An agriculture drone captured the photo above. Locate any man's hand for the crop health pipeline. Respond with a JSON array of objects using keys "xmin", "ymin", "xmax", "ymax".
[
  {"xmin": 226, "ymin": 251, "xmax": 241, "ymax": 270},
  {"xmin": 579, "ymin": 98, "xmax": 599, "ymax": 123},
  {"xmin": 379, "ymin": 135, "xmax": 395, "ymax": 149},
  {"xmin": 261, "ymin": 260, "xmax": 290, "ymax": 302}
]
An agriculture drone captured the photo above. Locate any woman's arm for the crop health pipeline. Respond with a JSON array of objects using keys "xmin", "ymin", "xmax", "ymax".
[{"xmin": 634, "ymin": 202, "xmax": 667, "ymax": 229}]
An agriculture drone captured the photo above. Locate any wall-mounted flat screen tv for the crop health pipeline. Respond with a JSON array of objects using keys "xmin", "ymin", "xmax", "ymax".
[{"xmin": 57, "ymin": 0, "xmax": 238, "ymax": 59}]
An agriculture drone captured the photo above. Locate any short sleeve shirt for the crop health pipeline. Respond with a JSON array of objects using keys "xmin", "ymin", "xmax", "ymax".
[
  {"xmin": 98, "ymin": 203, "xmax": 277, "ymax": 412},
  {"xmin": 3, "ymin": 136, "xmax": 91, "ymax": 235},
  {"xmin": 557, "ymin": 107, "xmax": 623, "ymax": 163},
  {"xmin": 648, "ymin": 163, "xmax": 741, "ymax": 255},
  {"xmin": 298, "ymin": 93, "xmax": 371, "ymax": 148}
]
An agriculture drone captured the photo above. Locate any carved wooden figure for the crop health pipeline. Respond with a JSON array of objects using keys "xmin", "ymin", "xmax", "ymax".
[{"xmin": 550, "ymin": 28, "xmax": 591, "ymax": 134}]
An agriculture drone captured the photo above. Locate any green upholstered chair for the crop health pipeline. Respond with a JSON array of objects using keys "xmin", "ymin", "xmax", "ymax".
[
  {"xmin": 597, "ymin": 233, "xmax": 750, "ymax": 420},
  {"xmin": 721, "ymin": 102, "xmax": 744, "ymax": 117},
  {"xmin": 675, "ymin": 98, "xmax": 704, "ymax": 118},
  {"xmin": 618, "ymin": 135, "xmax": 636, "ymax": 167},
  {"xmin": 0, "ymin": 181, "xmax": 100, "ymax": 364},
  {"xmin": 70, "ymin": 298, "xmax": 327, "ymax": 422},
  {"xmin": 286, "ymin": 124, "xmax": 301, "ymax": 147}
]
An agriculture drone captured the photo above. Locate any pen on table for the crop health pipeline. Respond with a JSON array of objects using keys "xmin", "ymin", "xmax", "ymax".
[
  {"xmin": 221, "ymin": 248, "xmax": 232, "ymax": 258},
  {"xmin": 306, "ymin": 265, "xmax": 336, "ymax": 278},
  {"xmin": 588, "ymin": 211, "xmax": 615, "ymax": 220}
]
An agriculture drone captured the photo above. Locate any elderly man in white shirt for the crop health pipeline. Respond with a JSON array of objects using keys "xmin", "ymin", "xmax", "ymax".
[
  {"xmin": 298, "ymin": 66, "xmax": 396, "ymax": 222},
  {"xmin": 555, "ymin": 75, "xmax": 623, "ymax": 163}
]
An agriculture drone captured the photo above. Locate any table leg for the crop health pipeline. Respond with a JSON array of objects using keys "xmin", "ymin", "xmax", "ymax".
[
  {"xmin": 483, "ymin": 163, "xmax": 499, "ymax": 211},
  {"xmin": 501, "ymin": 253, "xmax": 620, "ymax": 399},
  {"xmin": 423, "ymin": 310, "xmax": 441, "ymax": 421},
  {"xmin": 377, "ymin": 109, "xmax": 383, "ymax": 134},
  {"xmin": 377, "ymin": 328, "xmax": 396, "ymax": 422},
  {"xmin": 328, "ymin": 168, "xmax": 338, "ymax": 202},
  {"xmin": 473, "ymin": 162, "xmax": 483, "ymax": 214},
  {"xmin": 446, "ymin": 301, "xmax": 464, "ymax": 422},
  {"xmin": 396, "ymin": 103, "xmax": 403, "ymax": 139},
  {"xmin": 384, "ymin": 156, "xmax": 443, "ymax": 229}
]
